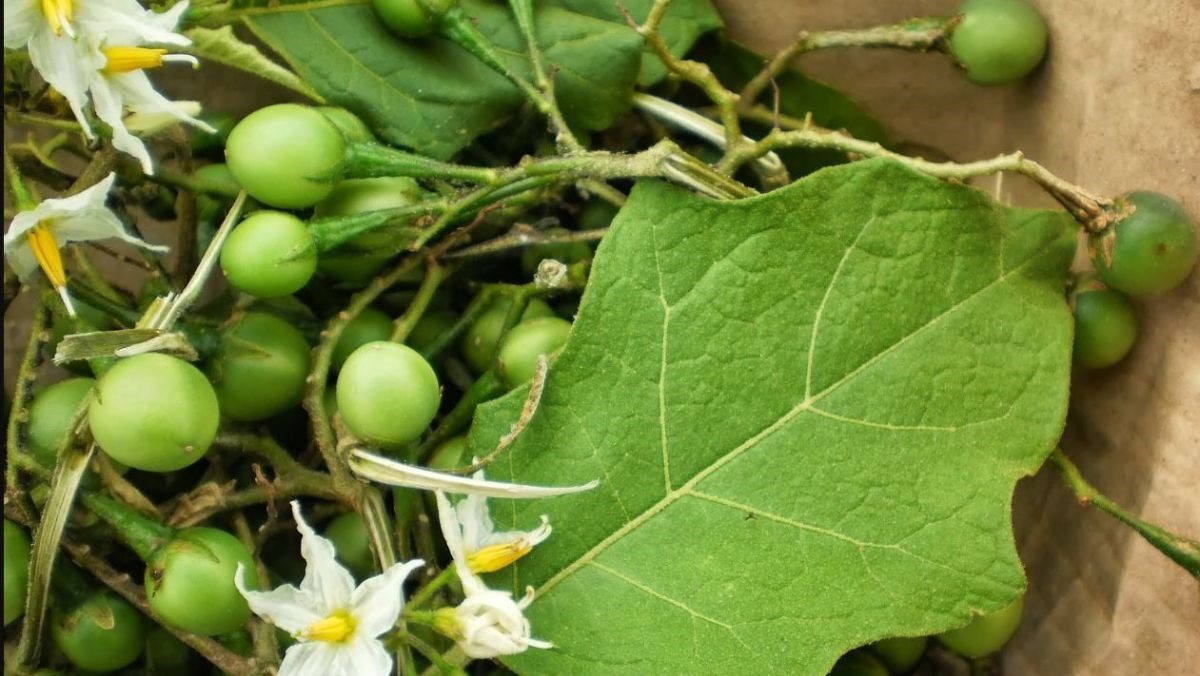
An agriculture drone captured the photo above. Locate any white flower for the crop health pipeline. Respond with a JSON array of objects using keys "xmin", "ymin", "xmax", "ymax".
[
  {"xmin": 3, "ymin": 172, "xmax": 166, "ymax": 315},
  {"xmin": 4, "ymin": 0, "xmax": 194, "ymax": 146},
  {"xmin": 235, "ymin": 501, "xmax": 424, "ymax": 676},
  {"xmin": 433, "ymin": 490, "xmax": 553, "ymax": 659},
  {"xmin": 124, "ymin": 99, "xmax": 203, "ymax": 135},
  {"xmin": 348, "ymin": 448, "xmax": 599, "ymax": 498},
  {"xmin": 447, "ymin": 466, "xmax": 552, "ymax": 574}
]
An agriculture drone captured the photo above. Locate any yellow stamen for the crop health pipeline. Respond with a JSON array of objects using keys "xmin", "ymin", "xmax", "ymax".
[
  {"xmin": 305, "ymin": 610, "xmax": 356, "ymax": 643},
  {"xmin": 467, "ymin": 541, "xmax": 534, "ymax": 574},
  {"xmin": 40, "ymin": 0, "xmax": 74, "ymax": 37},
  {"xmin": 27, "ymin": 222, "xmax": 75, "ymax": 317},
  {"xmin": 102, "ymin": 47, "xmax": 169, "ymax": 73}
]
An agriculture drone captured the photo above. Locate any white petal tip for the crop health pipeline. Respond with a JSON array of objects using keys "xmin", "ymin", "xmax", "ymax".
[{"xmin": 57, "ymin": 286, "xmax": 77, "ymax": 317}]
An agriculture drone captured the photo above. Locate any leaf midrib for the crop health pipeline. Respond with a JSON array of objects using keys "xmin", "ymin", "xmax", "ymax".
[{"xmin": 534, "ymin": 237, "xmax": 1042, "ymax": 599}]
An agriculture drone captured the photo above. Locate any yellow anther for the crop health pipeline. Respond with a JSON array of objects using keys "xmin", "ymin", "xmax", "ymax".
[
  {"xmin": 102, "ymin": 47, "xmax": 168, "ymax": 73},
  {"xmin": 305, "ymin": 610, "xmax": 356, "ymax": 643},
  {"xmin": 27, "ymin": 223, "xmax": 66, "ymax": 290},
  {"xmin": 466, "ymin": 541, "xmax": 534, "ymax": 574},
  {"xmin": 40, "ymin": 0, "xmax": 74, "ymax": 37}
]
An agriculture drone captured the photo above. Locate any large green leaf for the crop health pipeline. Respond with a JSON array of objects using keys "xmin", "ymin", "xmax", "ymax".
[
  {"xmin": 241, "ymin": 0, "xmax": 641, "ymax": 159},
  {"xmin": 468, "ymin": 159, "xmax": 1074, "ymax": 674},
  {"xmin": 554, "ymin": 0, "xmax": 723, "ymax": 85}
]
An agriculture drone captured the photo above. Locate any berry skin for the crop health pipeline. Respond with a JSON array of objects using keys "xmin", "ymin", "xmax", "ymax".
[
  {"xmin": 212, "ymin": 312, "xmax": 312, "ymax": 421},
  {"xmin": 1072, "ymin": 287, "xmax": 1138, "ymax": 369},
  {"xmin": 27, "ymin": 377, "xmax": 94, "ymax": 467},
  {"xmin": 313, "ymin": 177, "xmax": 425, "ymax": 285},
  {"xmin": 332, "ymin": 307, "xmax": 394, "ymax": 370},
  {"xmin": 51, "ymin": 591, "xmax": 146, "ymax": 672},
  {"xmin": 1090, "ymin": 191, "xmax": 1198, "ymax": 296},
  {"xmin": 88, "ymin": 354, "xmax": 220, "ymax": 472},
  {"xmin": 146, "ymin": 527, "xmax": 258, "ymax": 636},
  {"xmin": 336, "ymin": 341, "xmax": 442, "ymax": 449},
  {"xmin": 938, "ymin": 594, "xmax": 1025, "ymax": 659},
  {"xmin": 373, "ymin": 0, "xmax": 453, "ymax": 38},
  {"xmin": 497, "ymin": 316, "xmax": 573, "ymax": 389},
  {"xmin": 225, "ymin": 104, "xmax": 345, "ymax": 209},
  {"xmin": 4, "ymin": 520, "xmax": 31, "ymax": 626},
  {"xmin": 460, "ymin": 298, "xmax": 555, "ymax": 374},
  {"xmin": 948, "ymin": 0, "xmax": 1048, "ymax": 85},
  {"xmin": 220, "ymin": 211, "xmax": 318, "ymax": 298},
  {"xmin": 870, "ymin": 636, "xmax": 927, "ymax": 673}
]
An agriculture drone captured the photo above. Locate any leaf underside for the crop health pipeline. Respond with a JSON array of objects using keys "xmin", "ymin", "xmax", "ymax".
[{"xmin": 468, "ymin": 159, "xmax": 1075, "ymax": 675}]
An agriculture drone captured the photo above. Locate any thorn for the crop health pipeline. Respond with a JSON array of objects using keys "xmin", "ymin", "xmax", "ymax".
[{"xmin": 57, "ymin": 285, "xmax": 77, "ymax": 317}]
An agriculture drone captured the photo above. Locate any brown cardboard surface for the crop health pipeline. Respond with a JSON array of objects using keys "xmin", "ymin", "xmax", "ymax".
[
  {"xmin": 714, "ymin": 0, "xmax": 1200, "ymax": 673},
  {"xmin": 3, "ymin": 1, "xmax": 1197, "ymax": 673}
]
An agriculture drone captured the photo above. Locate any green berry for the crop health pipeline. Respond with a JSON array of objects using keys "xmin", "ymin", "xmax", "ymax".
[
  {"xmin": 52, "ymin": 591, "xmax": 146, "ymax": 672},
  {"xmin": 497, "ymin": 316, "xmax": 572, "ymax": 389},
  {"xmin": 1090, "ymin": 191, "xmax": 1198, "ymax": 296},
  {"xmin": 407, "ymin": 309, "xmax": 458, "ymax": 354},
  {"xmin": 27, "ymin": 377, "xmax": 94, "ymax": 467},
  {"xmin": 4, "ymin": 520, "xmax": 31, "ymax": 626},
  {"xmin": 948, "ymin": 0, "xmax": 1048, "ymax": 85},
  {"xmin": 220, "ymin": 211, "xmax": 318, "ymax": 298},
  {"xmin": 324, "ymin": 512, "xmax": 374, "ymax": 579},
  {"xmin": 147, "ymin": 527, "xmax": 258, "ymax": 636},
  {"xmin": 212, "ymin": 312, "xmax": 312, "ymax": 421},
  {"xmin": 314, "ymin": 177, "xmax": 425, "ymax": 285},
  {"xmin": 332, "ymin": 308, "xmax": 394, "ymax": 370},
  {"xmin": 460, "ymin": 297, "xmax": 555, "ymax": 374},
  {"xmin": 316, "ymin": 106, "xmax": 376, "ymax": 144},
  {"xmin": 89, "ymin": 354, "xmax": 220, "ymax": 472},
  {"xmin": 373, "ymin": 0, "xmax": 453, "ymax": 38},
  {"xmin": 1072, "ymin": 288, "xmax": 1138, "ymax": 369},
  {"xmin": 336, "ymin": 342, "xmax": 441, "ymax": 449},
  {"xmin": 870, "ymin": 635, "xmax": 928, "ymax": 673},
  {"xmin": 938, "ymin": 594, "xmax": 1025, "ymax": 659},
  {"xmin": 428, "ymin": 435, "xmax": 468, "ymax": 471},
  {"xmin": 225, "ymin": 104, "xmax": 345, "ymax": 208},
  {"xmin": 830, "ymin": 651, "xmax": 889, "ymax": 676}
]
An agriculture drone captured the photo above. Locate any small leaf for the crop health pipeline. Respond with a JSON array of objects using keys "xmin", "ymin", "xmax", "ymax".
[
  {"xmin": 469, "ymin": 159, "xmax": 1075, "ymax": 674},
  {"xmin": 183, "ymin": 26, "xmax": 325, "ymax": 103}
]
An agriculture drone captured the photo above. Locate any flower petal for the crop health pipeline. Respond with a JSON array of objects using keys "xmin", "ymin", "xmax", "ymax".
[
  {"xmin": 3, "ymin": 0, "xmax": 39, "ymax": 49},
  {"xmin": 27, "ymin": 31, "xmax": 95, "ymax": 138},
  {"xmin": 434, "ymin": 490, "xmax": 486, "ymax": 596},
  {"xmin": 339, "ymin": 634, "xmax": 394, "ymax": 676},
  {"xmin": 90, "ymin": 73, "xmax": 154, "ymax": 174},
  {"xmin": 291, "ymin": 501, "xmax": 356, "ymax": 612},
  {"xmin": 455, "ymin": 492, "xmax": 493, "ymax": 552},
  {"xmin": 76, "ymin": 0, "xmax": 191, "ymax": 46},
  {"xmin": 349, "ymin": 558, "xmax": 424, "ymax": 637},
  {"xmin": 350, "ymin": 449, "xmax": 599, "ymax": 498},
  {"xmin": 234, "ymin": 563, "xmax": 323, "ymax": 635},
  {"xmin": 278, "ymin": 641, "xmax": 340, "ymax": 676}
]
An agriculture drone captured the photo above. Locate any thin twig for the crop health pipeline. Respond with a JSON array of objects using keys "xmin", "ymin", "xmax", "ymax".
[{"xmin": 457, "ymin": 356, "xmax": 548, "ymax": 474}]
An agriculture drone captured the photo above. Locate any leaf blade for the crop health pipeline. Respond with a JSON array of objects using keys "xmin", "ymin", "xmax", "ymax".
[{"xmin": 468, "ymin": 159, "xmax": 1075, "ymax": 674}]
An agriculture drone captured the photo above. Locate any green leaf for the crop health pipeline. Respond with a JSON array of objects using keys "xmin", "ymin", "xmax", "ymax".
[
  {"xmin": 698, "ymin": 37, "xmax": 890, "ymax": 176},
  {"xmin": 553, "ymin": 0, "xmax": 723, "ymax": 85},
  {"xmin": 241, "ymin": 0, "xmax": 642, "ymax": 159},
  {"xmin": 468, "ymin": 159, "xmax": 1074, "ymax": 674},
  {"xmin": 182, "ymin": 26, "xmax": 325, "ymax": 102}
]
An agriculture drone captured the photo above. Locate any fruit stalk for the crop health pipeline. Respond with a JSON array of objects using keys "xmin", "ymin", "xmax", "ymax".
[
  {"xmin": 1051, "ymin": 448, "xmax": 1200, "ymax": 580},
  {"xmin": 81, "ymin": 493, "xmax": 174, "ymax": 561},
  {"xmin": 737, "ymin": 17, "xmax": 953, "ymax": 111}
]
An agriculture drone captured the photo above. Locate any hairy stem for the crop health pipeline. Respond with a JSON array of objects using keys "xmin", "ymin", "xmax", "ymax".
[
  {"xmin": 1050, "ymin": 448, "xmax": 1200, "ymax": 580},
  {"xmin": 737, "ymin": 17, "xmax": 953, "ymax": 111}
]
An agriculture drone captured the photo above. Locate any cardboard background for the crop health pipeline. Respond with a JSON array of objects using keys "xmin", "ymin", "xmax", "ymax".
[
  {"xmin": 4, "ymin": 0, "xmax": 1196, "ymax": 672},
  {"xmin": 713, "ymin": 0, "xmax": 1199, "ymax": 672}
]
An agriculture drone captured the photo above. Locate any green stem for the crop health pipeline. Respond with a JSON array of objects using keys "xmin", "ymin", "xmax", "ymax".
[
  {"xmin": 418, "ymin": 286, "xmax": 499, "ymax": 362},
  {"xmin": 739, "ymin": 112, "xmax": 1118, "ymax": 231},
  {"xmin": 81, "ymin": 493, "xmax": 175, "ymax": 561},
  {"xmin": 149, "ymin": 167, "xmax": 242, "ymax": 198},
  {"xmin": 4, "ymin": 146, "xmax": 38, "ymax": 210},
  {"xmin": 1050, "ymin": 448, "xmax": 1200, "ymax": 580},
  {"xmin": 390, "ymin": 262, "xmax": 448, "ymax": 342},
  {"xmin": 308, "ymin": 205, "xmax": 433, "ymax": 253},
  {"xmin": 415, "ymin": 370, "xmax": 505, "ymax": 462},
  {"xmin": 342, "ymin": 143, "xmax": 499, "ymax": 184},
  {"xmin": 507, "ymin": 0, "xmax": 584, "ymax": 152},
  {"xmin": 440, "ymin": 6, "xmax": 552, "ymax": 117},
  {"xmin": 407, "ymin": 565, "xmax": 458, "ymax": 609},
  {"xmin": 737, "ymin": 17, "xmax": 953, "ymax": 110}
]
